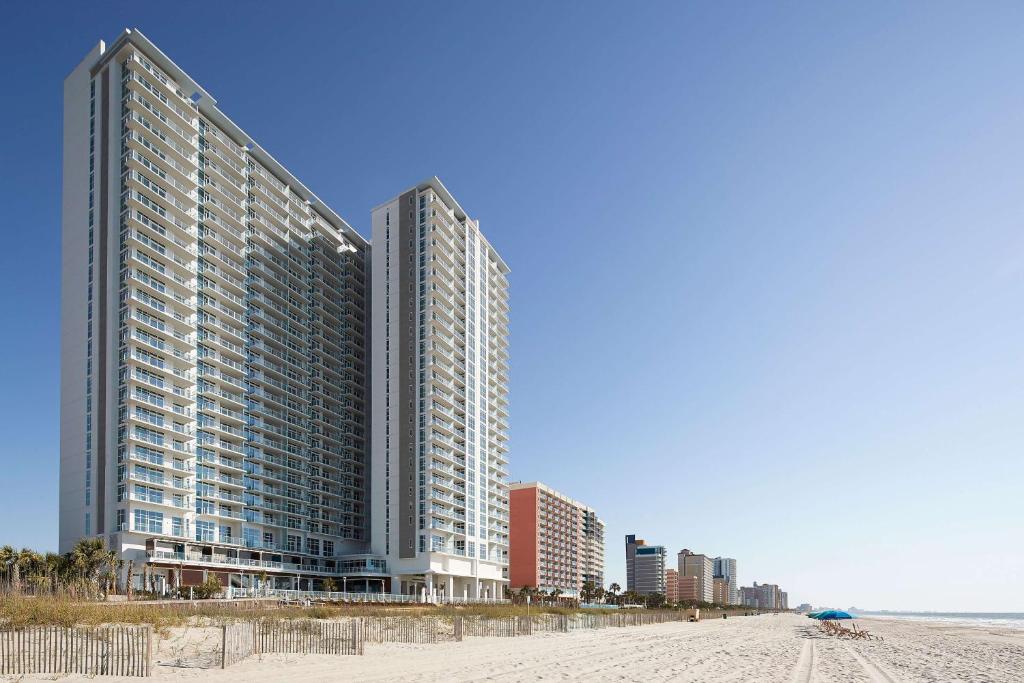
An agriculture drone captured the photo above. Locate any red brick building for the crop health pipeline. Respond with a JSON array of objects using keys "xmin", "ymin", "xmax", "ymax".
[
  {"xmin": 665, "ymin": 568, "xmax": 679, "ymax": 602},
  {"xmin": 509, "ymin": 482, "xmax": 604, "ymax": 599}
]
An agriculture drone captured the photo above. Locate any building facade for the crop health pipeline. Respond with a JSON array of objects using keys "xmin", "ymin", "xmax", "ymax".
[
  {"xmin": 59, "ymin": 30, "xmax": 512, "ymax": 600},
  {"xmin": 625, "ymin": 535, "xmax": 666, "ymax": 595},
  {"xmin": 740, "ymin": 582, "xmax": 786, "ymax": 610},
  {"xmin": 677, "ymin": 575, "xmax": 700, "ymax": 603},
  {"xmin": 713, "ymin": 577, "xmax": 730, "ymax": 605},
  {"xmin": 713, "ymin": 556, "xmax": 738, "ymax": 605},
  {"xmin": 507, "ymin": 481, "xmax": 605, "ymax": 599},
  {"xmin": 370, "ymin": 179, "xmax": 511, "ymax": 602},
  {"xmin": 678, "ymin": 549, "xmax": 714, "ymax": 603},
  {"xmin": 665, "ymin": 568, "xmax": 679, "ymax": 603},
  {"xmin": 580, "ymin": 507, "xmax": 605, "ymax": 588},
  {"xmin": 59, "ymin": 29, "xmax": 379, "ymax": 592}
]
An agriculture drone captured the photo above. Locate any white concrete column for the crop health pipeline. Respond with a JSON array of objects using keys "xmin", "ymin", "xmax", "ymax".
[
  {"xmin": 426, "ymin": 574, "xmax": 434, "ymax": 604},
  {"xmin": 463, "ymin": 584, "xmax": 468, "ymax": 599},
  {"xmin": 474, "ymin": 580, "xmax": 481, "ymax": 599},
  {"xmin": 492, "ymin": 581, "xmax": 499, "ymax": 601},
  {"xmin": 447, "ymin": 575, "xmax": 454, "ymax": 603}
]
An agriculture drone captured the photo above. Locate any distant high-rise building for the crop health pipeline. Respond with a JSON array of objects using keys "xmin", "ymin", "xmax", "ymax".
[
  {"xmin": 740, "ymin": 582, "xmax": 785, "ymax": 610},
  {"xmin": 625, "ymin": 535, "xmax": 666, "ymax": 595},
  {"xmin": 678, "ymin": 549, "xmax": 713, "ymax": 603},
  {"xmin": 712, "ymin": 577, "xmax": 730, "ymax": 605},
  {"xmin": 677, "ymin": 575, "xmax": 701, "ymax": 603},
  {"xmin": 713, "ymin": 557, "xmax": 738, "ymax": 605},
  {"xmin": 665, "ymin": 568, "xmax": 679, "ymax": 602},
  {"xmin": 508, "ymin": 481, "xmax": 604, "ymax": 599}
]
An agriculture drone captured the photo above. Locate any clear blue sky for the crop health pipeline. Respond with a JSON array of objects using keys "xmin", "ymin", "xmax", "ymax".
[{"xmin": 1, "ymin": 1, "xmax": 1022, "ymax": 612}]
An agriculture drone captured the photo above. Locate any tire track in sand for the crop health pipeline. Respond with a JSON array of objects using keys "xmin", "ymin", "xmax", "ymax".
[
  {"xmin": 844, "ymin": 642, "xmax": 899, "ymax": 683},
  {"xmin": 790, "ymin": 640, "xmax": 817, "ymax": 683}
]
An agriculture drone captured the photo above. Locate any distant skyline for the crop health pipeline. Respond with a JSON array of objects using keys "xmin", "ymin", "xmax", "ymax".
[{"xmin": 1, "ymin": 1, "xmax": 1023, "ymax": 611}]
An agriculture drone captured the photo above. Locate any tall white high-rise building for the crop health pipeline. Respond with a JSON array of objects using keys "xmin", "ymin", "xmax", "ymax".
[
  {"xmin": 371, "ymin": 180, "xmax": 511, "ymax": 601},
  {"xmin": 59, "ymin": 29, "xmax": 382, "ymax": 592}
]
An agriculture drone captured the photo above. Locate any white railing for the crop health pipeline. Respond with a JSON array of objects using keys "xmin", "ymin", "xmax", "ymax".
[
  {"xmin": 228, "ymin": 588, "xmax": 509, "ymax": 605},
  {"xmin": 231, "ymin": 588, "xmax": 418, "ymax": 604}
]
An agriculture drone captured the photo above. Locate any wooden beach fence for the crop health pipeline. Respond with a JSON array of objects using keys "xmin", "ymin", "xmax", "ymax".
[
  {"xmin": 220, "ymin": 621, "xmax": 257, "ymax": 668},
  {"xmin": 0, "ymin": 625, "xmax": 152, "ymax": 677},
  {"xmin": 362, "ymin": 616, "xmax": 441, "ymax": 644},
  {"xmin": 221, "ymin": 619, "xmax": 363, "ymax": 667}
]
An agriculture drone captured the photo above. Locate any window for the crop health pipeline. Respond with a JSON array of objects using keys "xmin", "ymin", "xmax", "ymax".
[
  {"xmin": 133, "ymin": 509, "xmax": 163, "ymax": 533},
  {"xmin": 134, "ymin": 484, "xmax": 163, "ymax": 504},
  {"xmin": 196, "ymin": 521, "xmax": 215, "ymax": 542}
]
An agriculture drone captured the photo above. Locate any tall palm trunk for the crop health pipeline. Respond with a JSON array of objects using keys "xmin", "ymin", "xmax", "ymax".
[{"xmin": 126, "ymin": 560, "xmax": 135, "ymax": 601}]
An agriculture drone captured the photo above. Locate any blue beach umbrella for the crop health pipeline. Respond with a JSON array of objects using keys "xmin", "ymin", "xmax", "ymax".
[{"xmin": 814, "ymin": 610, "xmax": 854, "ymax": 620}]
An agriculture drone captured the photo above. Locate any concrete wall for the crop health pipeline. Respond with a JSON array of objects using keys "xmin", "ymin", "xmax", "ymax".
[{"xmin": 59, "ymin": 41, "xmax": 105, "ymax": 552}]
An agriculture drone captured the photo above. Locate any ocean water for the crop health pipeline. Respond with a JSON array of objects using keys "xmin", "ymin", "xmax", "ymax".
[{"xmin": 859, "ymin": 612, "xmax": 1024, "ymax": 630}]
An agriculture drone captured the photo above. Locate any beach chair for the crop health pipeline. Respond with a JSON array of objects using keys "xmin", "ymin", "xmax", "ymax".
[{"xmin": 849, "ymin": 623, "xmax": 877, "ymax": 641}]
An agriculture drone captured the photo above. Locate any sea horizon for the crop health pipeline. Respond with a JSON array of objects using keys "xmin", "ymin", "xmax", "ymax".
[{"xmin": 856, "ymin": 611, "xmax": 1024, "ymax": 630}]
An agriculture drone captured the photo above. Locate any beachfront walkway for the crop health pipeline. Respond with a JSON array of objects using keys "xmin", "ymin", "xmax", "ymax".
[{"xmin": 30, "ymin": 612, "xmax": 1024, "ymax": 681}]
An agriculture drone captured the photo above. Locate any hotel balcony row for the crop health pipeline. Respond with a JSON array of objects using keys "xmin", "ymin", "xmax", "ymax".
[{"xmin": 146, "ymin": 548, "xmax": 388, "ymax": 577}]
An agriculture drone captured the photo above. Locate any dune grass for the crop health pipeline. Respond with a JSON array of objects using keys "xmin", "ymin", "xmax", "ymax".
[{"xmin": 0, "ymin": 594, "xmax": 623, "ymax": 630}]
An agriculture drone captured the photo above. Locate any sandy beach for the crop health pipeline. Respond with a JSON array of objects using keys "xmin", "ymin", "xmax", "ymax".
[{"xmin": 22, "ymin": 612, "xmax": 1024, "ymax": 682}]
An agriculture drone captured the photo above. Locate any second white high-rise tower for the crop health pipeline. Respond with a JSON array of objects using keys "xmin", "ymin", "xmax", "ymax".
[{"xmin": 371, "ymin": 180, "xmax": 511, "ymax": 600}]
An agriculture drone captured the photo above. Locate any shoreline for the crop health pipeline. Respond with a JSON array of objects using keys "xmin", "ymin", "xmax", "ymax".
[{"xmin": 859, "ymin": 613, "xmax": 1024, "ymax": 631}]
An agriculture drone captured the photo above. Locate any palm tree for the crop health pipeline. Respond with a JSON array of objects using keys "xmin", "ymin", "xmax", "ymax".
[
  {"xmin": 69, "ymin": 538, "xmax": 108, "ymax": 596},
  {"xmin": 1, "ymin": 545, "xmax": 19, "ymax": 593},
  {"xmin": 44, "ymin": 552, "xmax": 64, "ymax": 594},
  {"xmin": 518, "ymin": 586, "xmax": 537, "ymax": 605},
  {"xmin": 115, "ymin": 558, "xmax": 126, "ymax": 595},
  {"xmin": 125, "ymin": 560, "xmax": 135, "ymax": 601},
  {"xmin": 104, "ymin": 550, "xmax": 119, "ymax": 595},
  {"xmin": 607, "ymin": 582, "xmax": 621, "ymax": 605},
  {"xmin": 16, "ymin": 549, "xmax": 44, "ymax": 594},
  {"xmin": 0, "ymin": 546, "xmax": 14, "ymax": 589}
]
